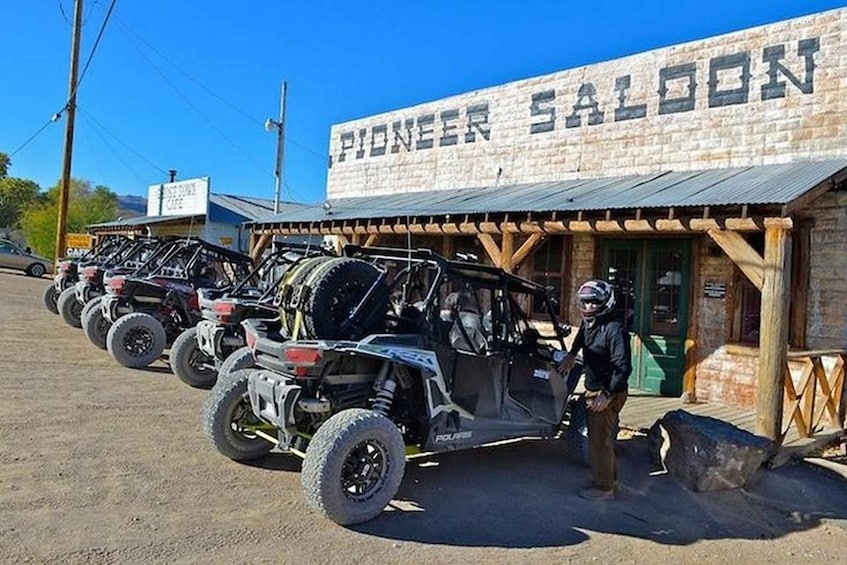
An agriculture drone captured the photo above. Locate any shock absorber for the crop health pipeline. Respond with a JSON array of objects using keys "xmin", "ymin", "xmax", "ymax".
[{"xmin": 373, "ymin": 378, "xmax": 397, "ymax": 415}]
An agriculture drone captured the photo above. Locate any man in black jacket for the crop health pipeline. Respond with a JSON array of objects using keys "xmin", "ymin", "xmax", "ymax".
[{"xmin": 563, "ymin": 279, "xmax": 632, "ymax": 500}]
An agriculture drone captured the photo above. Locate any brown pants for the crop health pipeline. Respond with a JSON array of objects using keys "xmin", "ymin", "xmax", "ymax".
[{"xmin": 586, "ymin": 390, "xmax": 628, "ymax": 490}]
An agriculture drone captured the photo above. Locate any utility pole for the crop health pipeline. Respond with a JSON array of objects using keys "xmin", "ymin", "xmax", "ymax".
[
  {"xmin": 54, "ymin": 0, "xmax": 83, "ymax": 265},
  {"xmin": 266, "ymin": 81, "xmax": 287, "ymax": 215}
]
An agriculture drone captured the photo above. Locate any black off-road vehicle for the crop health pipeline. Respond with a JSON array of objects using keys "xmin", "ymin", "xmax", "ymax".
[
  {"xmin": 80, "ymin": 237, "xmax": 182, "ymax": 348},
  {"xmin": 170, "ymin": 244, "xmax": 333, "ymax": 389},
  {"xmin": 203, "ymin": 246, "xmax": 585, "ymax": 525},
  {"xmin": 100, "ymin": 239, "xmax": 254, "ymax": 369},
  {"xmin": 57, "ymin": 237, "xmax": 171, "ymax": 329},
  {"xmin": 42, "ymin": 236, "xmax": 128, "ymax": 315}
]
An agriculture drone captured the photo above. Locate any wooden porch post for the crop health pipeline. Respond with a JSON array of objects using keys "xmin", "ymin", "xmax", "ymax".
[
  {"xmin": 442, "ymin": 236, "xmax": 454, "ymax": 260},
  {"xmin": 333, "ymin": 234, "xmax": 350, "ymax": 255},
  {"xmin": 250, "ymin": 233, "xmax": 271, "ymax": 261},
  {"xmin": 500, "ymin": 232, "xmax": 515, "ymax": 273},
  {"xmin": 756, "ymin": 219, "xmax": 793, "ymax": 441}
]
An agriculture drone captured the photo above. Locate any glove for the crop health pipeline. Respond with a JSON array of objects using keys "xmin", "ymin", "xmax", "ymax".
[
  {"xmin": 554, "ymin": 352, "xmax": 576, "ymax": 378},
  {"xmin": 588, "ymin": 390, "xmax": 611, "ymax": 413}
]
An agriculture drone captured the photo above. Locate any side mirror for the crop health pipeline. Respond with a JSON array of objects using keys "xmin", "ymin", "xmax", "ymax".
[
  {"xmin": 25, "ymin": 246, "xmax": 32, "ymax": 254},
  {"xmin": 557, "ymin": 323, "xmax": 572, "ymax": 337}
]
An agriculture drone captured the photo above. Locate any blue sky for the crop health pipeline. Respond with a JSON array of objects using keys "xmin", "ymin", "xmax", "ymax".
[{"xmin": 1, "ymin": 0, "xmax": 844, "ymax": 204}]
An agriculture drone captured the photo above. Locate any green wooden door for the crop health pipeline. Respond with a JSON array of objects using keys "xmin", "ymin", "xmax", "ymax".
[{"xmin": 601, "ymin": 239, "xmax": 691, "ymax": 396}]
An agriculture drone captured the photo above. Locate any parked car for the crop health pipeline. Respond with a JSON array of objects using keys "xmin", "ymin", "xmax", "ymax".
[
  {"xmin": 0, "ymin": 239, "xmax": 54, "ymax": 278},
  {"xmin": 202, "ymin": 245, "xmax": 585, "ymax": 525}
]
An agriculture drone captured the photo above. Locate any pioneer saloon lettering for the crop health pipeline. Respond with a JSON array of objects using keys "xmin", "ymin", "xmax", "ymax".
[
  {"xmin": 331, "ymin": 37, "xmax": 819, "ymax": 166},
  {"xmin": 332, "ymin": 103, "xmax": 491, "ymax": 166}
]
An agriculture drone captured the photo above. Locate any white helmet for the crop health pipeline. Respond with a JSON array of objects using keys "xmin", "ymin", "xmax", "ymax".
[{"xmin": 577, "ymin": 279, "xmax": 616, "ymax": 323}]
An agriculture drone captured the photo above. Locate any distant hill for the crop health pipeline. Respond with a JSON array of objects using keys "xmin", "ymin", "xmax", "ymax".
[{"xmin": 117, "ymin": 194, "xmax": 147, "ymax": 217}]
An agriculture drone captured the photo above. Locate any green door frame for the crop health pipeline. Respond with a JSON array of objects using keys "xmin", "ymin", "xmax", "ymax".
[{"xmin": 600, "ymin": 238, "xmax": 692, "ymax": 396}]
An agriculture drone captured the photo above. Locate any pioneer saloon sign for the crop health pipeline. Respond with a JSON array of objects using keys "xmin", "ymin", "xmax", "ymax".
[{"xmin": 331, "ymin": 37, "xmax": 819, "ymax": 166}]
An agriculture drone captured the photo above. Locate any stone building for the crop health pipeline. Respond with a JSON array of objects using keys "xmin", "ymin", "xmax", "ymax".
[{"xmin": 249, "ymin": 8, "xmax": 847, "ymax": 434}]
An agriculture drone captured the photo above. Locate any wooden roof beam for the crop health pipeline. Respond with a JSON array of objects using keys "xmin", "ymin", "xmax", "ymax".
[
  {"xmin": 706, "ymin": 229, "xmax": 764, "ymax": 290},
  {"xmin": 477, "ymin": 233, "xmax": 502, "ymax": 268},
  {"xmin": 512, "ymin": 233, "xmax": 547, "ymax": 267}
]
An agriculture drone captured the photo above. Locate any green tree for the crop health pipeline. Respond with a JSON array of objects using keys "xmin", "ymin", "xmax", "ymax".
[
  {"xmin": 0, "ymin": 177, "xmax": 41, "ymax": 228},
  {"xmin": 20, "ymin": 178, "xmax": 119, "ymax": 259},
  {"xmin": 0, "ymin": 152, "xmax": 10, "ymax": 178}
]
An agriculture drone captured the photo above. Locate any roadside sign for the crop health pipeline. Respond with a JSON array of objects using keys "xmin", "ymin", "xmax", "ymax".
[
  {"xmin": 65, "ymin": 233, "xmax": 94, "ymax": 258},
  {"xmin": 147, "ymin": 177, "xmax": 210, "ymax": 217}
]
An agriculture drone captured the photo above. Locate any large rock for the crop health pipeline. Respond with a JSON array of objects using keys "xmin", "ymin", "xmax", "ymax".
[{"xmin": 648, "ymin": 410, "xmax": 774, "ymax": 492}]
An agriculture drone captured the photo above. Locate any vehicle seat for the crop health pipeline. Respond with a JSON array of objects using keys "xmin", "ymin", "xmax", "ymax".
[{"xmin": 449, "ymin": 310, "xmax": 488, "ymax": 354}]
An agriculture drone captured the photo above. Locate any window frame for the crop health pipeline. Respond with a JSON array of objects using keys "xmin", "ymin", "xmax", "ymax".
[
  {"xmin": 727, "ymin": 225, "xmax": 809, "ymax": 349},
  {"xmin": 529, "ymin": 236, "xmax": 571, "ymax": 321}
]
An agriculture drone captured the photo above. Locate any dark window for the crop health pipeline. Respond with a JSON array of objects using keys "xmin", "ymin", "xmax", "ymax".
[
  {"xmin": 730, "ymin": 230, "xmax": 807, "ymax": 348},
  {"xmin": 737, "ymin": 277, "xmax": 762, "ymax": 344},
  {"xmin": 531, "ymin": 236, "xmax": 570, "ymax": 319},
  {"xmin": 605, "ymin": 247, "xmax": 639, "ymax": 332},
  {"xmin": 649, "ymin": 248, "xmax": 684, "ymax": 336}
]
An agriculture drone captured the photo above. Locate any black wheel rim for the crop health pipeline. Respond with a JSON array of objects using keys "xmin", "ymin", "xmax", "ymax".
[
  {"xmin": 341, "ymin": 439, "xmax": 390, "ymax": 502},
  {"xmin": 227, "ymin": 393, "xmax": 262, "ymax": 440},
  {"xmin": 188, "ymin": 348, "xmax": 215, "ymax": 375},
  {"xmin": 96, "ymin": 316, "xmax": 110, "ymax": 339},
  {"xmin": 123, "ymin": 326, "xmax": 155, "ymax": 357}
]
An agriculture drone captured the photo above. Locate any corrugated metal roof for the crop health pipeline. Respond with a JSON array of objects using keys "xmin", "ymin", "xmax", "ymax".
[
  {"xmin": 88, "ymin": 194, "xmax": 310, "ymax": 229},
  {"xmin": 209, "ymin": 194, "xmax": 306, "ymax": 221},
  {"xmin": 88, "ymin": 214, "xmax": 201, "ymax": 229},
  {"xmin": 252, "ymin": 160, "xmax": 847, "ymax": 225}
]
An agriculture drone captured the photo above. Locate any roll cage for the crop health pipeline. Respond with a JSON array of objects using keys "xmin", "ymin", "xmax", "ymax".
[{"xmin": 342, "ymin": 245, "xmax": 568, "ymax": 354}]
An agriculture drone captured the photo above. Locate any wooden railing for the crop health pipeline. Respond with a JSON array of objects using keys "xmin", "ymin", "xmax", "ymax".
[{"xmin": 782, "ymin": 350, "xmax": 846, "ymax": 441}]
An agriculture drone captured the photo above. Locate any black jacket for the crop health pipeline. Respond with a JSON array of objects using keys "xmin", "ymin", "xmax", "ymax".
[{"xmin": 569, "ymin": 315, "xmax": 632, "ymax": 395}]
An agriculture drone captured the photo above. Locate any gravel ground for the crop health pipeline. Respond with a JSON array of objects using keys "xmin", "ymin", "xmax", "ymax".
[{"xmin": 1, "ymin": 268, "xmax": 847, "ymax": 564}]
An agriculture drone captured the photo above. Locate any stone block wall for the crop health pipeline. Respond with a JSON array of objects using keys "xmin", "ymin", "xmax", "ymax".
[
  {"xmin": 805, "ymin": 193, "xmax": 847, "ymax": 349},
  {"xmin": 568, "ymin": 234, "xmax": 596, "ymax": 324},
  {"xmin": 327, "ymin": 9, "xmax": 846, "ymax": 199}
]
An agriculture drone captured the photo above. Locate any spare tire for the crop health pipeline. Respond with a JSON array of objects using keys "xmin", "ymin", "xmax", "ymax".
[
  {"xmin": 278, "ymin": 256, "xmax": 335, "ymax": 338},
  {"xmin": 301, "ymin": 258, "xmax": 388, "ymax": 340}
]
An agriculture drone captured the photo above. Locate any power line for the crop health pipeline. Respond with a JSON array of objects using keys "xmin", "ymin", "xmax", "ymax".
[
  {"xmin": 9, "ymin": 0, "xmax": 116, "ymax": 159},
  {"xmin": 74, "ymin": 0, "xmax": 117, "ymax": 93},
  {"xmin": 113, "ymin": 17, "xmax": 264, "ymax": 128},
  {"xmin": 113, "ymin": 16, "xmax": 328, "ymax": 166},
  {"xmin": 8, "ymin": 118, "xmax": 57, "ymax": 158},
  {"xmin": 79, "ymin": 121, "xmax": 107, "ymax": 183},
  {"xmin": 79, "ymin": 111, "xmax": 149, "ymax": 185},
  {"xmin": 77, "ymin": 106, "xmax": 168, "ymax": 176},
  {"xmin": 115, "ymin": 25, "xmax": 277, "ymax": 180}
]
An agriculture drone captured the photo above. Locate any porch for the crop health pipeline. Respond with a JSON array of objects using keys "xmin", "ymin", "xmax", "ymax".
[{"xmin": 621, "ymin": 347, "xmax": 846, "ymax": 463}]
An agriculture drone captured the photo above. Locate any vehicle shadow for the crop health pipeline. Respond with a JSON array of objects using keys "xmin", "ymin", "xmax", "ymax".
[
  {"xmin": 242, "ymin": 452, "xmax": 302, "ymax": 472},
  {"xmin": 353, "ymin": 436, "xmax": 847, "ymax": 548}
]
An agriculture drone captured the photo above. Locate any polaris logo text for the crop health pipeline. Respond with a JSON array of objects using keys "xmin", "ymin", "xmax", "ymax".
[{"xmin": 435, "ymin": 431, "xmax": 473, "ymax": 442}]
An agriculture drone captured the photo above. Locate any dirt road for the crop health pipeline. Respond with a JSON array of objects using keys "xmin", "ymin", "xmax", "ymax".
[{"xmin": 1, "ymin": 269, "xmax": 846, "ymax": 564}]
